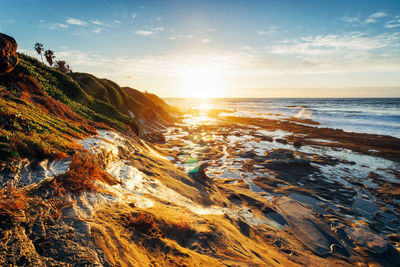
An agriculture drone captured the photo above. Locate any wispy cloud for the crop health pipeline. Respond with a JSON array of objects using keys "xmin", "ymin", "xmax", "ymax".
[
  {"xmin": 49, "ymin": 23, "xmax": 69, "ymax": 30},
  {"xmin": 257, "ymin": 26, "xmax": 280, "ymax": 36},
  {"xmin": 93, "ymin": 28, "xmax": 105, "ymax": 34},
  {"xmin": 135, "ymin": 30, "xmax": 154, "ymax": 36},
  {"xmin": 152, "ymin": 27, "xmax": 164, "ymax": 32},
  {"xmin": 385, "ymin": 16, "xmax": 400, "ymax": 28},
  {"xmin": 91, "ymin": 19, "xmax": 105, "ymax": 26},
  {"xmin": 201, "ymin": 38, "xmax": 211, "ymax": 44},
  {"xmin": 113, "ymin": 20, "xmax": 121, "ymax": 24},
  {"xmin": 168, "ymin": 34, "xmax": 193, "ymax": 40},
  {"xmin": 340, "ymin": 14, "xmax": 360, "ymax": 24},
  {"xmin": 66, "ymin": 18, "xmax": 88, "ymax": 26},
  {"xmin": 268, "ymin": 32, "xmax": 400, "ymax": 56},
  {"xmin": 366, "ymin": 12, "xmax": 388, "ymax": 23},
  {"xmin": 132, "ymin": 12, "xmax": 138, "ymax": 19}
]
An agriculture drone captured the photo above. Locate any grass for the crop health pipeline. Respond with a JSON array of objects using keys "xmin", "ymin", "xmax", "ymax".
[
  {"xmin": 0, "ymin": 52, "xmax": 173, "ymax": 164},
  {"xmin": 10, "ymin": 53, "xmax": 134, "ymax": 130},
  {"xmin": 0, "ymin": 86, "xmax": 95, "ymax": 162},
  {"xmin": 46, "ymin": 180, "xmax": 75, "ymax": 220}
]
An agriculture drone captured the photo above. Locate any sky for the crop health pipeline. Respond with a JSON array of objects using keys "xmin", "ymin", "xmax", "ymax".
[{"xmin": 1, "ymin": 0, "xmax": 400, "ymax": 98}]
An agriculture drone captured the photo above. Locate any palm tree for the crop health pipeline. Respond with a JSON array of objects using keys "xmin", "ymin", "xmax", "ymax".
[
  {"xmin": 34, "ymin": 43, "xmax": 44, "ymax": 63},
  {"xmin": 44, "ymin": 50, "xmax": 55, "ymax": 67},
  {"xmin": 54, "ymin": 60, "xmax": 71, "ymax": 74}
]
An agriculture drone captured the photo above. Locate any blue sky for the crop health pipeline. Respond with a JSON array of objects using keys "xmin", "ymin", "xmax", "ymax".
[{"xmin": 1, "ymin": 0, "xmax": 400, "ymax": 97}]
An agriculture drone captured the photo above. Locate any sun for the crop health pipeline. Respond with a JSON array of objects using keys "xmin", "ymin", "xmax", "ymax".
[{"xmin": 179, "ymin": 65, "xmax": 226, "ymax": 98}]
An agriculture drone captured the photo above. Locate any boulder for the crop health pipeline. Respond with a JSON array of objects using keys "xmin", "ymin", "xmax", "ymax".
[
  {"xmin": 0, "ymin": 33, "xmax": 18, "ymax": 75},
  {"xmin": 275, "ymin": 138, "xmax": 288, "ymax": 144},
  {"xmin": 293, "ymin": 139, "xmax": 303, "ymax": 148}
]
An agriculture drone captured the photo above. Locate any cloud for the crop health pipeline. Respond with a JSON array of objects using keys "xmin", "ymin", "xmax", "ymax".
[
  {"xmin": 366, "ymin": 12, "xmax": 388, "ymax": 23},
  {"xmin": 168, "ymin": 34, "xmax": 193, "ymax": 40},
  {"xmin": 340, "ymin": 15, "xmax": 360, "ymax": 24},
  {"xmin": 132, "ymin": 12, "xmax": 138, "ymax": 19},
  {"xmin": 91, "ymin": 19, "xmax": 105, "ymax": 26},
  {"xmin": 93, "ymin": 28, "xmax": 104, "ymax": 34},
  {"xmin": 49, "ymin": 23, "xmax": 69, "ymax": 29},
  {"xmin": 66, "ymin": 18, "xmax": 88, "ymax": 26},
  {"xmin": 114, "ymin": 20, "xmax": 121, "ymax": 24},
  {"xmin": 267, "ymin": 32, "xmax": 399, "ymax": 56},
  {"xmin": 20, "ymin": 44, "xmax": 400, "ymax": 96},
  {"xmin": 135, "ymin": 30, "xmax": 154, "ymax": 36},
  {"xmin": 201, "ymin": 38, "xmax": 211, "ymax": 44},
  {"xmin": 385, "ymin": 16, "xmax": 400, "ymax": 28},
  {"xmin": 152, "ymin": 27, "xmax": 164, "ymax": 32},
  {"xmin": 241, "ymin": 46, "xmax": 253, "ymax": 51},
  {"xmin": 257, "ymin": 26, "xmax": 281, "ymax": 36}
]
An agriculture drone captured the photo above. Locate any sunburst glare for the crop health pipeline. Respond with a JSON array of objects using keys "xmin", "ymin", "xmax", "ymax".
[{"xmin": 179, "ymin": 64, "xmax": 226, "ymax": 99}]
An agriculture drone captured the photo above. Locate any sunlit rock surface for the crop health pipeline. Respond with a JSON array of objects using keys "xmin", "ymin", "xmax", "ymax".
[{"xmin": 0, "ymin": 33, "xmax": 18, "ymax": 74}]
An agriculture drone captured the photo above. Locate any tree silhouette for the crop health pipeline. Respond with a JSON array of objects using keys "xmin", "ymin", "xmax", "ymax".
[
  {"xmin": 34, "ymin": 43, "xmax": 44, "ymax": 63},
  {"xmin": 44, "ymin": 50, "xmax": 55, "ymax": 67},
  {"xmin": 54, "ymin": 60, "xmax": 71, "ymax": 74}
]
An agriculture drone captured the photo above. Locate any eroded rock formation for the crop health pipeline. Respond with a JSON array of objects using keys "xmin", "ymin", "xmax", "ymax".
[{"xmin": 0, "ymin": 33, "xmax": 18, "ymax": 75}]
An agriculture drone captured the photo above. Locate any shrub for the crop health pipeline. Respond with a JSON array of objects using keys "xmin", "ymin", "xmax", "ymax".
[
  {"xmin": 123, "ymin": 211, "xmax": 159, "ymax": 233},
  {"xmin": 55, "ymin": 154, "xmax": 117, "ymax": 194},
  {"xmin": 0, "ymin": 184, "xmax": 27, "ymax": 217}
]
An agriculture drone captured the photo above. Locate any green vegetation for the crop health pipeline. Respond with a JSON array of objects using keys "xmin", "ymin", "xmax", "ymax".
[
  {"xmin": 0, "ymin": 91, "xmax": 90, "ymax": 163},
  {"xmin": 0, "ymin": 53, "xmax": 173, "ymax": 164},
  {"xmin": 54, "ymin": 60, "xmax": 71, "ymax": 74},
  {"xmin": 13, "ymin": 53, "xmax": 136, "ymax": 129}
]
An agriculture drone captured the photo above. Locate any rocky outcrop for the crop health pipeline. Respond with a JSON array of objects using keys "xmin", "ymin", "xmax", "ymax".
[
  {"xmin": 0, "ymin": 33, "xmax": 18, "ymax": 75},
  {"xmin": 189, "ymin": 162, "xmax": 213, "ymax": 186}
]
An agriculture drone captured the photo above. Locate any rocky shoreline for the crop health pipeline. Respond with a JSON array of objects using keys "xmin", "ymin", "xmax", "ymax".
[{"xmin": 159, "ymin": 108, "xmax": 400, "ymax": 265}]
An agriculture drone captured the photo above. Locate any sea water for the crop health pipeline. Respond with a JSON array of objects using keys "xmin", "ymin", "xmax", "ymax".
[{"xmin": 166, "ymin": 98, "xmax": 400, "ymax": 138}]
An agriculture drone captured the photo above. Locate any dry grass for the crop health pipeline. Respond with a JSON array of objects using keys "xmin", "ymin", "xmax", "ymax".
[
  {"xmin": 46, "ymin": 180, "xmax": 76, "ymax": 220},
  {"xmin": 123, "ymin": 211, "xmax": 159, "ymax": 234},
  {"xmin": 173, "ymin": 217, "xmax": 191, "ymax": 233},
  {"xmin": 0, "ymin": 184, "xmax": 27, "ymax": 217},
  {"xmin": 55, "ymin": 154, "xmax": 118, "ymax": 194}
]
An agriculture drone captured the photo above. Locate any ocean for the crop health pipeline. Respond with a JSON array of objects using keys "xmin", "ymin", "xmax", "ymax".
[{"xmin": 165, "ymin": 98, "xmax": 400, "ymax": 138}]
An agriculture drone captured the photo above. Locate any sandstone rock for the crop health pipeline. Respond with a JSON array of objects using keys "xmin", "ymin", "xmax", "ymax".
[
  {"xmin": 0, "ymin": 33, "xmax": 18, "ymax": 75},
  {"xmin": 345, "ymin": 223, "xmax": 389, "ymax": 254},
  {"xmin": 276, "ymin": 196, "xmax": 348, "ymax": 257},
  {"xmin": 265, "ymin": 149, "xmax": 294, "ymax": 159},
  {"xmin": 264, "ymin": 158, "xmax": 310, "ymax": 170}
]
